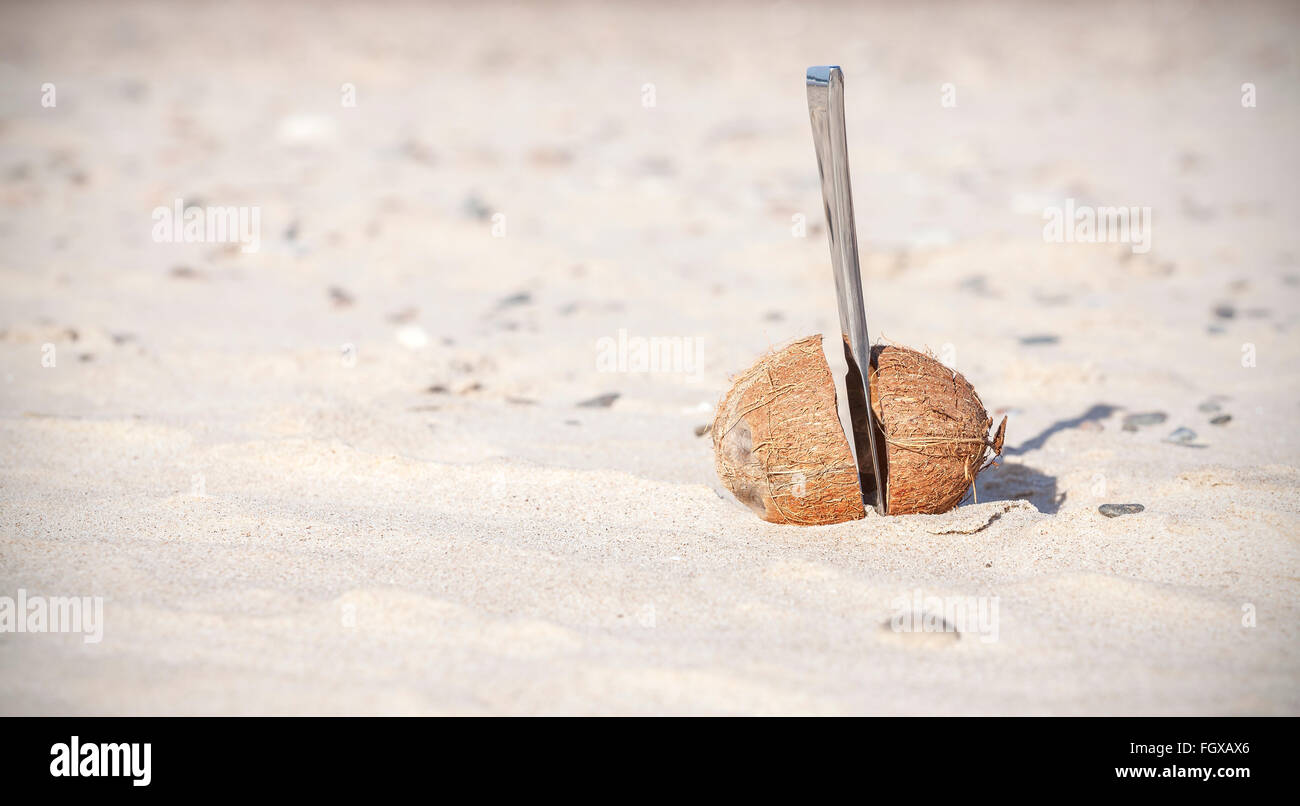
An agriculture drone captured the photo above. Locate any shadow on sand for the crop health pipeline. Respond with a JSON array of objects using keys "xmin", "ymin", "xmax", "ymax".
[
  {"xmin": 971, "ymin": 462, "xmax": 1064, "ymax": 514},
  {"xmin": 971, "ymin": 403, "xmax": 1120, "ymax": 514},
  {"xmin": 1001, "ymin": 403, "xmax": 1119, "ymax": 456}
]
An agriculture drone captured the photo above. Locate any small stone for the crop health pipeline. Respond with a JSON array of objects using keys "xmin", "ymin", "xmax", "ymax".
[
  {"xmin": 462, "ymin": 194, "xmax": 492, "ymax": 221},
  {"xmin": 694, "ymin": 423, "xmax": 711, "ymax": 438},
  {"xmin": 328, "ymin": 286, "xmax": 355, "ymax": 307},
  {"xmin": 1018, "ymin": 334, "xmax": 1059, "ymax": 346},
  {"xmin": 496, "ymin": 292, "xmax": 532, "ymax": 308},
  {"xmin": 1164, "ymin": 427, "xmax": 1197, "ymax": 445},
  {"xmin": 577, "ymin": 393, "xmax": 619, "ymax": 408},
  {"xmin": 169, "ymin": 265, "xmax": 201, "ymax": 280},
  {"xmin": 1212, "ymin": 303, "xmax": 1236, "ymax": 319},
  {"xmin": 1209, "ymin": 414, "xmax": 1232, "ymax": 426},
  {"xmin": 1122, "ymin": 411, "xmax": 1167, "ymax": 430},
  {"xmin": 1197, "ymin": 400, "xmax": 1221, "ymax": 413},
  {"xmin": 1099, "ymin": 503, "xmax": 1144, "ymax": 518}
]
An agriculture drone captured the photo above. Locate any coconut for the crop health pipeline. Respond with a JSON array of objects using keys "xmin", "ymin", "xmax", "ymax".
[
  {"xmin": 712, "ymin": 335, "xmax": 1005, "ymax": 522},
  {"xmin": 712, "ymin": 335, "xmax": 866, "ymax": 525},
  {"xmin": 868, "ymin": 344, "xmax": 1006, "ymax": 515}
]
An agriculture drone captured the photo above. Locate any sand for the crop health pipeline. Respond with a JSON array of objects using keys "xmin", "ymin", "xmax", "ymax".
[{"xmin": 0, "ymin": 0, "xmax": 1297, "ymax": 714}]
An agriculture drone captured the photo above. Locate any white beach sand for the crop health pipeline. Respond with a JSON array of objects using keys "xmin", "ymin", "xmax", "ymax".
[{"xmin": 0, "ymin": 0, "xmax": 1297, "ymax": 714}]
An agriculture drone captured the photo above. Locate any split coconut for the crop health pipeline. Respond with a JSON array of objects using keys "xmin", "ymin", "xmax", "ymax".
[{"xmin": 712, "ymin": 334, "xmax": 1005, "ymax": 523}]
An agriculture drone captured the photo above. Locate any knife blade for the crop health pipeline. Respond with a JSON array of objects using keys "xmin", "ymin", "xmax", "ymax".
[{"xmin": 806, "ymin": 65, "xmax": 888, "ymax": 515}]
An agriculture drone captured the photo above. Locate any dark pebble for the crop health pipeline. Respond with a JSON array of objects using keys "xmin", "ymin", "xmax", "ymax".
[
  {"xmin": 462, "ymin": 194, "xmax": 492, "ymax": 221},
  {"xmin": 1100, "ymin": 503, "xmax": 1144, "ymax": 518},
  {"xmin": 1212, "ymin": 304, "xmax": 1235, "ymax": 319},
  {"xmin": 577, "ymin": 393, "xmax": 620, "ymax": 408},
  {"xmin": 1209, "ymin": 414, "xmax": 1232, "ymax": 425},
  {"xmin": 169, "ymin": 265, "xmax": 201, "ymax": 280},
  {"xmin": 496, "ymin": 292, "xmax": 532, "ymax": 308},
  {"xmin": 1018, "ymin": 334, "xmax": 1059, "ymax": 346},
  {"xmin": 1122, "ymin": 411, "xmax": 1167, "ymax": 430},
  {"xmin": 328, "ymin": 286, "xmax": 355, "ymax": 307},
  {"xmin": 694, "ymin": 424, "xmax": 711, "ymax": 438}
]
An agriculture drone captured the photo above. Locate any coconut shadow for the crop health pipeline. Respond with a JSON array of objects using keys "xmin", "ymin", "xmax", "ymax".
[{"xmin": 971, "ymin": 404, "xmax": 1126, "ymax": 514}]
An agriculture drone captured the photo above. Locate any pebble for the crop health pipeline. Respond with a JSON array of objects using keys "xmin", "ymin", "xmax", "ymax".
[
  {"xmin": 694, "ymin": 424, "xmax": 711, "ymax": 438},
  {"xmin": 1164, "ymin": 427, "xmax": 1197, "ymax": 445},
  {"xmin": 1018, "ymin": 334, "xmax": 1060, "ymax": 346},
  {"xmin": 1210, "ymin": 414, "xmax": 1232, "ymax": 426},
  {"xmin": 328, "ymin": 286, "xmax": 355, "ymax": 307},
  {"xmin": 1099, "ymin": 503, "xmax": 1144, "ymax": 518},
  {"xmin": 462, "ymin": 194, "xmax": 492, "ymax": 221},
  {"xmin": 496, "ymin": 292, "xmax": 532, "ymax": 308},
  {"xmin": 1122, "ymin": 411, "xmax": 1167, "ymax": 430},
  {"xmin": 1197, "ymin": 400, "xmax": 1221, "ymax": 413},
  {"xmin": 1212, "ymin": 303, "xmax": 1236, "ymax": 319},
  {"xmin": 577, "ymin": 393, "xmax": 620, "ymax": 408}
]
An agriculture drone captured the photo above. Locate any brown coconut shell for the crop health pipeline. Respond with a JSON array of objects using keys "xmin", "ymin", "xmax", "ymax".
[
  {"xmin": 712, "ymin": 335, "xmax": 866, "ymax": 525},
  {"xmin": 868, "ymin": 344, "xmax": 1006, "ymax": 515},
  {"xmin": 712, "ymin": 336, "xmax": 1006, "ymax": 522}
]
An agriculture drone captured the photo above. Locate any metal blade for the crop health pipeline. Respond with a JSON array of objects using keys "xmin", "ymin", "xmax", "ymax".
[{"xmin": 806, "ymin": 65, "xmax": 888, "ymax": 515}]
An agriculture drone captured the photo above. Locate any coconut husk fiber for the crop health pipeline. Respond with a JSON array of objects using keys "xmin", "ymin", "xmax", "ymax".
[
  {"xmin": 712, "ymin": 335, "xmax": 865, "ymax": 525},
  {"xmin": 712, "ymin": 335, "xmax": 1006, "ymax": 523}
]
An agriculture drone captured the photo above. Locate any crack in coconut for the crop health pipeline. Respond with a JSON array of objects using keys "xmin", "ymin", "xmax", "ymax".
[{"xmin": 712, "ymin": 335, "xmax": 1006, "ymax": 523}]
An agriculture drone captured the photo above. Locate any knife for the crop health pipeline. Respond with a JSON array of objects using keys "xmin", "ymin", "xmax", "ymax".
[{"xmin": 806, "ymin": 65, "xmax": 888, "ymax": 515}]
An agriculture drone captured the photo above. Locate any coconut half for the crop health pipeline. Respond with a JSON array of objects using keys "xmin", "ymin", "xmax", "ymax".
[
  {"xmin": 712, "ymin": 335, "xmax": 865, "ymax": 525},
  {"xmin": 868, "ymin": 344, "xmax": 1006, "ymax": 515},
  {"xmin": 712, "ymin": 335, "xmax": 1006, "ymax": 522}
]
